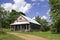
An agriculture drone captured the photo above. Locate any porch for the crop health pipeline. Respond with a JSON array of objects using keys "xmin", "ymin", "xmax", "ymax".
[{"xmin": 10, "ymin": 24, "xmax": 30, "ymax": 32}]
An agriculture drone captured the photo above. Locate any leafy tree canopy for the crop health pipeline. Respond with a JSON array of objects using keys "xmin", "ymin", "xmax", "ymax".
[
  {"xmin": 49, "ymin": 0, "xmax": 60, "ymax": 33},
  {"xmin": 0, "ymin": 6, "xmax": 26, "ymax": 28},
  {"xmin": 35, "ymin": 16, "xmax": 49, "ymax": 31}
]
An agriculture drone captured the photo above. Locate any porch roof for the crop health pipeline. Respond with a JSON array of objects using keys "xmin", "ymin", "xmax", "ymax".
[{"xmin": 10, "ymin": 21, "xmax": 29, "ymax": 25}]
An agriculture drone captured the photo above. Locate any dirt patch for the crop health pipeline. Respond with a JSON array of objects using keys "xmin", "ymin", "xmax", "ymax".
[{"xmin": 8, "ymin": 32, "xmax": 48, "ymax": 40}]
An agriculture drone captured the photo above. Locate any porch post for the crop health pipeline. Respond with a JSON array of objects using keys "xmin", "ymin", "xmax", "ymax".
[
  {"xmin": 29, "ymin": 24, "xmax": 30, "ymax": 32},
  {"xmin": 26, "ymin": 24, "xmax": 27, "ymax": 31},
  {"xmin": 14, "ymin": 25, "xmax": 15, "ymax": 31},
  {"xmin": 20, "ymin": 25, "xmax": 22, "ymax": 32}
]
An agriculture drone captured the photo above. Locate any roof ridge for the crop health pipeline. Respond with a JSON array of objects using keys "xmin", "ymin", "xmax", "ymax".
[{"xmin": 22, "ymin": 15, "xmax": 40, "ymax": 25}]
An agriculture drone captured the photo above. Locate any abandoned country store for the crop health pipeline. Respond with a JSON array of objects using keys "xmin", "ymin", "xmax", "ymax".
[{"xmin": 10, "ymin": 15, "xmax": 40, "ymax": 32}]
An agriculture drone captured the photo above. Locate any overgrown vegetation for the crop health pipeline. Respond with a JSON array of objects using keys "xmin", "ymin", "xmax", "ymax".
[
  {"xmin": 0, "ymin": 33, "xmax": 24, "ymax": 40},
  {"xmin": 20, "ymin": 31, "xmax": 60, "ymax": 40}
]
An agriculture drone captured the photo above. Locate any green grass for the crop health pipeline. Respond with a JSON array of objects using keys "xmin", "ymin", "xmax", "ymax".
[
  {"xmin": 0, "ymin": 28, "xmax": 11, "ymax": 32},
  {"xmin": 20, "ymin": 31, "xmax": 60, "ymax": 40},
  {"xmin": 1, "ymin": 28, "xmax": 60, "ymax": 40},
  {"xmin": 0, "ymin": 33, "xmax": 24, "ymax": 40},
  {"xmin": 0, "ymin": 28, "xmax": 24, "ymax": 40}
]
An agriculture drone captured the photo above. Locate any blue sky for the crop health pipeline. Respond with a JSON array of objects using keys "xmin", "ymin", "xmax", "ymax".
[{"xmin": 0, "ymin": 0, "xmax": 50, "ymax": 22}]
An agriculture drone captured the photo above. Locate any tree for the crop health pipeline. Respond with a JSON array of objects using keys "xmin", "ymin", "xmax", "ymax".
[
  {"xmin": 4, "ymin": 10, "xmax": 26, "ymax": 28},
  {"xmin": 35, "ymin": 16, "xmax": 49, "ymax": 31},
  {"xmin": 0, "ymin": 6, "xmax": 26, "ymax": 28},
  {"xmin": 9, "ymin": 10, "xmax": 26, "ymax": 23},
  {"xmin": 0, "ymin": 6, "xmax": 7, "ymax": 28},
  {"xmin": 0, "ymin": 6, "xmax": 8, "ymax": 33},
  {"xmin": 49, "ymin": 0, "xmax": 60, "ymax": 33}
]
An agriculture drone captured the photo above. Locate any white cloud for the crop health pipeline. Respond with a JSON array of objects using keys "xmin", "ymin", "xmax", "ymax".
[
  {"xmin": 1, "ymin": 3, "xmax": 12, "ymax": 12},
  {"xmin": 39, "ymin": 0, "xmax": 45, "ymax": 2},
  {"xmin": 19, "ymin": 4, "xmax": 32, "ymax": 13},
  {"xmin": 1, "ymin": 0, "xmax": 32, "ymax": 13},
  {"xmin": 41, "ymin": 16, "xmax": 47, "ymax": 19}
]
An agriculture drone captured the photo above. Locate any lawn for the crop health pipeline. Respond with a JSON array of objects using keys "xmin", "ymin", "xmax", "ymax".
[
  {"xmin": 0, "ymin": 33, "xmax": 24, "ymax": 40},
  {"xmin": 20, "ymin": 31, "xmax": 60, "ymax": 40},
  {"xmin": 1, "ymin": 28, "xmax": 60, "ymax": 40},
  {"xmin": 0, "ymin": 28, "xmax": 24, "ymax": 40}
]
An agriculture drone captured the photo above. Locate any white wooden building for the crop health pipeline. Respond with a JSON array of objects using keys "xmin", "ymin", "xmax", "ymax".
[{"xmin": 10, "ymin": 15, "xmax": 40, "ymax": 32}]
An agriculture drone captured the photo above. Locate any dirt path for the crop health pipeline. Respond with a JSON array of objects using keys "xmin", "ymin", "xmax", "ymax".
[{"xmin": 8, "ymin": 32, "xmax": 48, "ymax": 40}]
